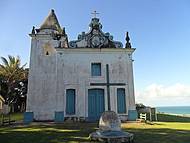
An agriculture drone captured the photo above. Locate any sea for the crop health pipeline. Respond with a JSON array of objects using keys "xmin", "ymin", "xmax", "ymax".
[{"xmin": 156, "ymin": 106, "xmax": 190, "ymax": 115}]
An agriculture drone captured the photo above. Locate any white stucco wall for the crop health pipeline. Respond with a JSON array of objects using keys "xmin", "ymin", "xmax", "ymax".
[{"xmin": 26, "ymin": 33, "xmax": 136, "ymax": 121}]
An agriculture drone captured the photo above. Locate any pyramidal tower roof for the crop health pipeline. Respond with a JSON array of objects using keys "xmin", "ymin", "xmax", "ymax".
[{"xmin": 40, "ymin": 9, "xmax": 62, "ymax": 32}]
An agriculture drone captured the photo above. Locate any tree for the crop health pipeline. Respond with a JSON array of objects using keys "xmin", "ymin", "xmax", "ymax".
[
  {"xmin": 0, "ymin": 55, "xmax": 27, "ymax": 112},
  {"xmin": 136, "ymin": 103, "xmax": 146, "ymax": 111}
]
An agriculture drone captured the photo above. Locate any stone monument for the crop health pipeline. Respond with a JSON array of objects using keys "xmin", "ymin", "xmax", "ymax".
[{"xmin": 89, "ymin": 111, "xmax": 134, "ymax": 143}]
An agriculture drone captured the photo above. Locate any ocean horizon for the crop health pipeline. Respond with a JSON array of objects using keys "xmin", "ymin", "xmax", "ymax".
[{"xmin": 156, "ymin": 106, "xmax": 190, "ymax": 115}]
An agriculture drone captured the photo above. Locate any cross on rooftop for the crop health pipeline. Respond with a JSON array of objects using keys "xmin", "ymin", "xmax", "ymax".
[{"xmin": 91, "ymin": 10, "xmax": 100, "ymax": 18}]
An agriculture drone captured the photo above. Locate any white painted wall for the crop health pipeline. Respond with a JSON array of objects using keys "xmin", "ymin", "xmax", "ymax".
[{"xmin": 26, "ymin": 31, "xmax": 136, "ymax": 121}]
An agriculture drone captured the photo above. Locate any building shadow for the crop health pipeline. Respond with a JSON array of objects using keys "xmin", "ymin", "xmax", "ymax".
[{"xmin": 0, "ymin": 122, "xmax": 190, "ymax": 143}]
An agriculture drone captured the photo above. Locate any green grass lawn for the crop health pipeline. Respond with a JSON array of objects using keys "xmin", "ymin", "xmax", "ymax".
[
  {"xmin": 0, "ymin": 113, "xmax": 190, "ymax": 143},
  {"xmin": 124, "ymin": 122, "xmax": 190, "ymax": 143},
  {"xmin": 157, "ymin": 113, "xmax": 190, "ymax": 122},
  {"xmin": 0, "ymin": 113, "xmax": 23, "ymax": 124}
]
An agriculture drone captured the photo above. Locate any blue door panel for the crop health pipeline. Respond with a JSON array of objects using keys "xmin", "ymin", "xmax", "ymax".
[{"xmin": 88, "ymin": 89, "xmax": 105, "ymax": 121}]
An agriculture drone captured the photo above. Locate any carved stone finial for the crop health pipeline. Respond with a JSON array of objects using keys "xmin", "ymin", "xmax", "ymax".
[
  {"xmin": 89, "ymin": 17, "xmax": 102, "ymax": 30},
  {"xmin": 31, "ymin": 26, "xmax": 35, "ymax": 34},
  {"xmin": 125, "ymin": 32, "xmax": 131, "ymax": 48},
  {"xmin": 62, "ymin": 27, "xmax": 66, "ymax": 36},
  {"xmin": 126, "ymin": 32, "xmax": 130, "ymax": 42}
]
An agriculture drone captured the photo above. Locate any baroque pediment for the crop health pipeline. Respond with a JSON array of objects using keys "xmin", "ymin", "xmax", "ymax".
[{"xmin": 69, "ymin": 18, "xmax": 123, "ymax": 48}]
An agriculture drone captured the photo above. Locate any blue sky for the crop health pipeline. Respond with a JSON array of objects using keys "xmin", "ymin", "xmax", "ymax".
[{"xmin": 0, "ymin": 0, "xmax": 190, "ymax": 106}]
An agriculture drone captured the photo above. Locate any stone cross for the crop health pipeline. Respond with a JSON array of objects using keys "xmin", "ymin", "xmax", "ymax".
[
  {"xmin": 91, "ymin": 10, "xmax": 99, "ymax": 18},
  {"xmin": 90, "ymin": 64, "xmax": 126, "ymax": 111}
]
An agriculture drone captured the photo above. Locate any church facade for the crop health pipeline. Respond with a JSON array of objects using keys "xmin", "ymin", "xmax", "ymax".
[{"xmin": 25, "ymin": 10, "xmax": 137, "ymax": 122}]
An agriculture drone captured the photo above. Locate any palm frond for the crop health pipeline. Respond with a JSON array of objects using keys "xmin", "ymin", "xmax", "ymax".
[{"xmin": 1, "ymin": 57, "xmax": 9, "ymax": 67}]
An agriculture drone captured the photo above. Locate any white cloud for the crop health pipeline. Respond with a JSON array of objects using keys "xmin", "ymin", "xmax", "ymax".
[{"xmin": 135, "ymin": 83, "xmax": 190, "ymax": 106}]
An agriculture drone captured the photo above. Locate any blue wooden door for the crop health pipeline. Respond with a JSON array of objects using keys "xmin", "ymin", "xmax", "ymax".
[
  {"xmin": 117, "ymin": 88, "xmax": 126, "ymax": 113},
  {"xmin": 88, "ymin": 89, "xmax": 105, "ymax": 121},
  {"xmin": 66, "ymin": 89, "xmax": 75, "ymax": 115}
]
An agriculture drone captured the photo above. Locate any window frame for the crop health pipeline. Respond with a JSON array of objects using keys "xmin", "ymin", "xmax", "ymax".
[{"xmin": 91, "ymin": 63, "xmax": 101, "ymax": 77}]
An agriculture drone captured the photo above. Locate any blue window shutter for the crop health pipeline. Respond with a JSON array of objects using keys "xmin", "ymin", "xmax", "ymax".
[
  {"xmin": 66, "ymin": 89, "xmax": 75, "ymax": 115},
  {"xmin": 117, "ymin": 88, "xmax": 126, "ymax": 113},
  {"xmin": 91, "ymin": 63, "xmax": 101, "ymax": 76}
]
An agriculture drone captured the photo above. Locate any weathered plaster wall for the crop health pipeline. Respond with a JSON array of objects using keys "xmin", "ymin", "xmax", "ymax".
[{"xmin": 27, "ymin": 34, "xmax": 136, "ymax": 120}]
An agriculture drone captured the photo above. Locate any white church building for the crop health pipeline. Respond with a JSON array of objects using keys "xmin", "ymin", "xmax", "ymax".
[{"xmin": 25, "ymin": 10, "xmax": 137, "ymax": 122}]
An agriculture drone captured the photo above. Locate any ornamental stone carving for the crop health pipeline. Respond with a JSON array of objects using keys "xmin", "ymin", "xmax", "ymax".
[{"xmin": 69, "ymin": 18, "xmax": 123, "ymax": 48}]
